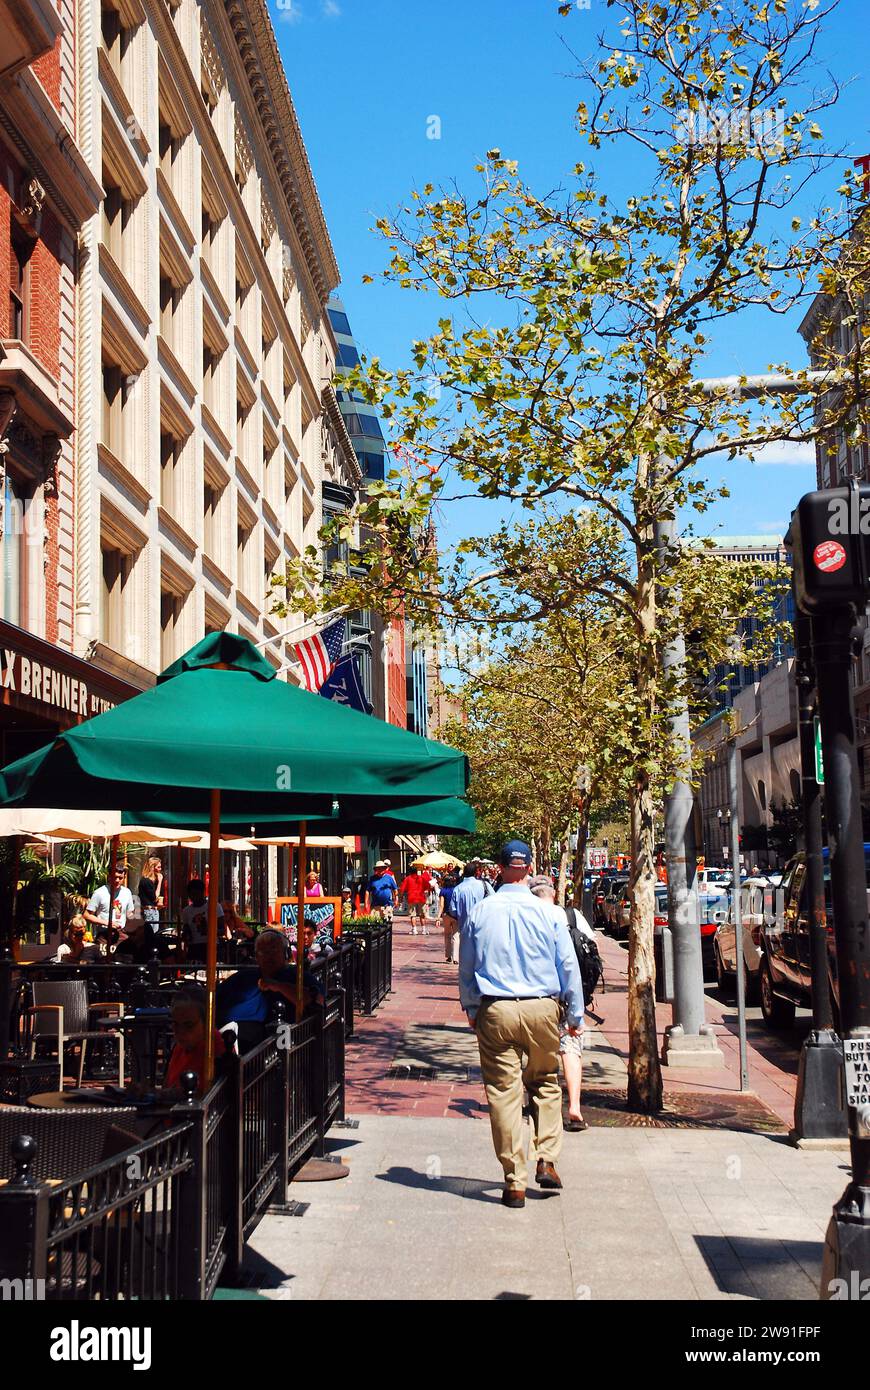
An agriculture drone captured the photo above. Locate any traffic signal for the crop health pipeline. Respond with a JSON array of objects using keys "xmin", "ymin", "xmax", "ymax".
[{"xmin": 789, "ymin": 483, "xmax": 870, "ymax": 614}]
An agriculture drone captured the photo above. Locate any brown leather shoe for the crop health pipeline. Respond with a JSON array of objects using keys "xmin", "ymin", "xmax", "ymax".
[
  {"xmin": 501, "ymin": 1186, "xmax": 526, "ymax": 1208},
  {"xmin": 536, "ymin": 1160, "xmax": 563, "ymax": 1190}
]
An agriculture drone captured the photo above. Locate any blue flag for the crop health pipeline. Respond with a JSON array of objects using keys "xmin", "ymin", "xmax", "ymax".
[{"xmin": 319, "ymin": 654, "xmax": 373, "ymax": 714}]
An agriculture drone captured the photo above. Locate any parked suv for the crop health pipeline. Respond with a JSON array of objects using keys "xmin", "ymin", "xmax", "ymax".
[{"xmin": 757, "ymin": 848, "xmax": 863, "ymax": 1029}]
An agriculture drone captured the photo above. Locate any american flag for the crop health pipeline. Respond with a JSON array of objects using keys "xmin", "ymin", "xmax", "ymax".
[{"xmin": 294, "ymin": 618, "xmax": 345, "ymax": 692}]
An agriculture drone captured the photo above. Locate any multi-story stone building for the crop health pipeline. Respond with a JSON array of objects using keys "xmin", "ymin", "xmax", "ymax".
[
  {"xmin": 76, "ymin": 0, "xmax": 359, "ymax": 691},
  {"xmin": 0, "ymin": 0, "xmax": 136, "ymax": 766},
  {"xmin": 699, "ymin": 536, "xmax": 794, "ymax": 713}
]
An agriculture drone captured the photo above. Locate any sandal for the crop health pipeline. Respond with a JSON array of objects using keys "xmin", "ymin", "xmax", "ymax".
[{"xmin": 564, "ymin": 1117, "xmax": 587, "ymax": 1132}]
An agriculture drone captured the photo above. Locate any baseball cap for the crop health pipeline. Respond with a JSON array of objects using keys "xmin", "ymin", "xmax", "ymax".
[
  {"xmin": 374, "ymin": 860, "xmax": 387, "ymax": 868},
  {"xmin": 499, "ymin": 840, "xmax": 532, "ymax": 868}
]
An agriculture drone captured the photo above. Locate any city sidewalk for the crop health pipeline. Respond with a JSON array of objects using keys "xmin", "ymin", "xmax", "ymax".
[{"xmin": 244, "ymin": 919, "xmax": 847, "ymax": 1300}]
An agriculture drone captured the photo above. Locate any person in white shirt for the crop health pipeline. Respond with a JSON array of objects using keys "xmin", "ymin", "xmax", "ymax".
[
  {"xmin": 529, "ymin": 875, "xmax": 593, "ymax": 1132},
  {"xmin": 181, "ymin": 878, "xmax": 223, "ymax": 961},
  {"xmin": 84, "ymin": 867, "xmax": 134, "ymax": 934}
]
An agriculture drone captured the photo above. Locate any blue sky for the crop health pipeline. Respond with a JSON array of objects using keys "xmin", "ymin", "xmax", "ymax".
[{"xmin": 274, "ymin": 0, "xmax": 870, "ymax": 551}]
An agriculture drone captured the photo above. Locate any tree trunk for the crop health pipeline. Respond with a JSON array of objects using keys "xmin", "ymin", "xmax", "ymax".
[
  {"xmin": 572, "ymin": 793, "xmax": 591, "ymax": 907},
  {"xmin": 556, "ymin": 841, "xmax": 570, "ymax": 905},
  {"xmin": 626, "ymin": 546, "xmax": 664, "ymax": 1114},
  {"xmin": 627, "ymin": 769, "xmax": 663, "ymax": 1112}
]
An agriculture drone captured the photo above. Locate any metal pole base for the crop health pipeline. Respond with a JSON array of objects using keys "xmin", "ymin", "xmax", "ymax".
[
  {"xmin": 660, "ymin": 1022, "xmax": 724, "ymax": 1068},
  {"xmin": 820, "ymin": 1184, "xmax": 870, "ymax": 1298},
  {"xmin": 790, "ymin": 1029, "xmax": 848, "ymax": 1146}
]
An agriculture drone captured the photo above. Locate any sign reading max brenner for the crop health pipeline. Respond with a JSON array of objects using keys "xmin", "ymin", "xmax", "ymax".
[
  {"xmin": 0, "ymin": 620, "xmax": 143, "ymax": 730},
  {"xmin": 0, "ymin": 648, "xmax": 115, "ymax": 720}
]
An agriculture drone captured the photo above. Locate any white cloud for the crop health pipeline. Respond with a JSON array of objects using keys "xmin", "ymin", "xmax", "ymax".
[
  {"xmin": 322, "ymin": 0, "xmax": 340, "ymax": 13},
  {"xmin": 743, "ymin": 441, "xmax": 816, "ymax": 467}
]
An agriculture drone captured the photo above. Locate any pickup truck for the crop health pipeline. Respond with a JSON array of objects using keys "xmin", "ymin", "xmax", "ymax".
[{"xmin": 757, "ymin": 847, "xmax": 862, "ymax": 1029}]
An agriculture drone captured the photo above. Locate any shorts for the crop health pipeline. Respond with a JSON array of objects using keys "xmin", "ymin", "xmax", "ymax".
[
  {"xmin": 559, "ymin": 1022, "xmax": 584, "ymax": 1056},
  {"xmin": 375, "ymin": 904, "xmax": 394, "ymax": 923}
]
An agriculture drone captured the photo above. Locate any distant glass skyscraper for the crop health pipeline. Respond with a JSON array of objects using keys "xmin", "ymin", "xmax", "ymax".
[{"xmin": 327, "ymin": 298, "xmax": 386, "ymax": 481}]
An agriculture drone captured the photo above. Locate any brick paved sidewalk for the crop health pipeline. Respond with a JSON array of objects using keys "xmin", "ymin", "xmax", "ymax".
[{"xmin": 345, "ymin": 916, "xmax": 802, "ymax": 1131}]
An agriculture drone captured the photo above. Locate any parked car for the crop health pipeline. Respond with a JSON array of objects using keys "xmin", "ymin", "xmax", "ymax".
[
  {"xmin": 712, "ymin": 876, "xmax": 768, "ymax": 1003},
  {"xmin": 603, "ymin": 875, "xmax": 630, "ymax": 934},
  {"xmin": 757, "ymin": 848, "xmax": 864, "ymax": 1029},
  {"xmin": 652, "ymin": 883, "xmax": 728, "ymax": 979}
]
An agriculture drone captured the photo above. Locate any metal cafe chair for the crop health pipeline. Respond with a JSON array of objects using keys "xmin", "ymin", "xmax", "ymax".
[
  {"xmin": 0, "ymin": 1103, "xmax": 138, "ymax": 1182},
  {"xmin": 27, "ymin": 980, "xmax": 125, "ymax": 1088}
]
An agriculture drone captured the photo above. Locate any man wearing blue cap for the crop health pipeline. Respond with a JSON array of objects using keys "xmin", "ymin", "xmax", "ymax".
[{"xmin": 459, "ymin": 839, "xmax": 584, "ymax": 1208}]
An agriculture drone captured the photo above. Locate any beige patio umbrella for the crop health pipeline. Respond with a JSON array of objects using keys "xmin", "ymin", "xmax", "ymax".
[{"xmin": 411, "ymin": 850, "xmax": 464, "ymax": 870}]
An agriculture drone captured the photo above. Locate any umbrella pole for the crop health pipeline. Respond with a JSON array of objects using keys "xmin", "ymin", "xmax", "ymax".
[
  {"xmin": 205, "ymin": 788, "xmax": 221, "ymax": 1088},
  {"xmin": 296, "ymin": 822, "xmax": 306, "ymax": 1019}
]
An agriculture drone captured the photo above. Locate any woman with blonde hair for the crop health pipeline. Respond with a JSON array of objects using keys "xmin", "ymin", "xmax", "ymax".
[{"xmin": 138, "ymin": 854, "xmax": 166, "ymax": 936}]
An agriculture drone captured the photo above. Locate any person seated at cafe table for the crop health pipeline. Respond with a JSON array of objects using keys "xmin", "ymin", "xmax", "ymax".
[
  {"xmin": 159, "ymin": 989, "xmax": 226, "ymax": 1100},
  {"xmin": 49, "ymin": 914, "xmax": 98, "ymax": 964},
  {"xmin": 115, "ymin": 899, "xmax": 171, "ymax": 965},
  {"xmin": 222, "ymin": 900, "xmax": 255, "ymax": 941},
  {"xmin": 216, "ymin": 929, "xmax": 322, "ymax": 1051}
]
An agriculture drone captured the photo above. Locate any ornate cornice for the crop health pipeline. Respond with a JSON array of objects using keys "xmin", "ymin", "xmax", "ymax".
[
  {"xmin": 0, "ymin": 72, "xmax": 101, "ymax": 230},
  {"xmin": 322, "ymin": 382, "xmax": 362, "ymax": 486},
  {"xmin": 222, "ymin": 0, "xmax": 340, "ymax": 305}
]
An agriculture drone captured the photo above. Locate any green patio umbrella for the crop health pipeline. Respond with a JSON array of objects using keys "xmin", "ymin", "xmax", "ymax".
[
  {"xmin": 0, "ymin": 633, "xmax": 470, "ymax": 1077},
  {"xmin": 123, "ymin": 796, "xmax": 477, "ymax": 839}
]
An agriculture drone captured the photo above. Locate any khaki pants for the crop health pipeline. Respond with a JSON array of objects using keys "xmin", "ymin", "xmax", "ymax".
[
  {"xmin": 475, "ymin": 997, "xmax": 562, "ymax": 1190},
  {"xmin": 443, "ymin": 914, "xmax": 458, "ymax": 962}
]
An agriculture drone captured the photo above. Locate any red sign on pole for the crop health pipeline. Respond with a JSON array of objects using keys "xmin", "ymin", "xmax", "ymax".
[{"xmin": 855, "ymin": 154, "xmax": 870, "ymax": 196}]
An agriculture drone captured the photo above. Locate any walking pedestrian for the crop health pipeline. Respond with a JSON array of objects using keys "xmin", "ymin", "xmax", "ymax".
[
  {"xmin": 426, "ymin": 870, "xmax": 441, "ymax": 924},
  {"xmin": 366, "ymin": 860, "xmax": 398, "ymax": 923},
  {"xmin": 529, "ymin": 875, "xmax": 596, "ymax": 1132},
  {"xmin": 460, "ymin": 840, "xmax": 584, "ymax": 1208},
  {"xmin": 439, "ymin": 865, "xmax": 461, "ymax": 963},
  {"xmin": 450, "ymin": 859, "xmax": 489, "ymax": 937},
  {"xmin": 399, "ymin": 865, "xmax": 431, "ymax": 935}
]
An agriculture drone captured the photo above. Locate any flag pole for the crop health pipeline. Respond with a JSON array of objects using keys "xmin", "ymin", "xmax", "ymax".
[
  {"xmin": 205, "ymin": 788, "xmax": 221, "ymax": 1088},
  {"xmin": 296, "ymin": 821, "xmax": 307, "ymax": 1020}
]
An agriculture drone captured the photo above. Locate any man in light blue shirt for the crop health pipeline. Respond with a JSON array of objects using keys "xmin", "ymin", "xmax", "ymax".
[
  {"xmin": 460, "ymin": 840, "xmax": 584, "ymax": 1208},
  {"xmin": 451, "ymin": 861, "xmax": 490, "ymax": 933}
]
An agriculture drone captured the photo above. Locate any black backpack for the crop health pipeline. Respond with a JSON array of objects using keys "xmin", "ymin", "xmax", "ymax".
[{"xmin": 565, "ymin": 906, "xmax": 604, "ymax": 1006}]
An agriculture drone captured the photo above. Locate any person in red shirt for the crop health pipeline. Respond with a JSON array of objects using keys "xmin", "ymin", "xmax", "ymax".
[
  {"xmin": 163, "ymin": 989, "xmax": 226, "ymax": 1097},
  {"xmin": 399, "ymin": 866, "xmax": 432, "ymax": 936}
]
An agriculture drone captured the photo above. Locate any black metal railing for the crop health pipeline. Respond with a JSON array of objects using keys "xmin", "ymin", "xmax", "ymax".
[
  {"xmin": 0, "ymin": 1123, "xmax": 194, "ymax": 1301},
  {"xmin": 344, "ymin": 923, "xmax": 392, "ymax": 1014},
  {"xmin": 0, "ymin": 983, "xmax": 348, "ymax": 1298}
]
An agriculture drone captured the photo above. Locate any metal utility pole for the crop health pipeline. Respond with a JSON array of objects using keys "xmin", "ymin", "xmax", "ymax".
[
  {"xmin": 656, "ymin": 513, "xmax": 721, "ymax": 1066},
  {"xmin": 727, "ymin": 736, "xmax": 749, "ymax": 1091},
  {"xmin": 655, "ymin": 370, "xmax": 834, "ymax": 1067},
  {"xmin": 792, "ymin": 607, "xmax": 847, "ymax": 1144}
]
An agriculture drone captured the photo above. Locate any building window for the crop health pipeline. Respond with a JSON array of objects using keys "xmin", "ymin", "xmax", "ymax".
[
  {"xmin": 0, "ymin": 471, "xmax": 30, "ymax": 627},
  {"xmin": 159, "ymin": 271, "xmax": 185, "ymax": 353},
  {"xmin": 160, "ymin": 431, "xmax": 183, "ymax": 514},
  {"xmin": 100, "ymin": 0, "xmax": 135, "ymax": 82},
  {"xmin": 101, "ymin": 362, "xmax": 132, "ymax": 458},
  {"xmin": 9, "ymin": 223, "xmax": 34, "ymax": 342},
  {"xmin": 160, "ymin": 586, "xmax": 186, "ymax": 668},
  {"xmin": 203, "ymin": 469, "xmax": 225, "ymax": 564},
  {"xmin": 100, "ymin": 544, "xmax": 133, "ymax": 650},
  {"xmin": 101, "ymin": 169, "xmax": 134, "ymax": 271},
  {"xmin": 237, "ymin": 507, "xmax": 255, "ymax": 599}
]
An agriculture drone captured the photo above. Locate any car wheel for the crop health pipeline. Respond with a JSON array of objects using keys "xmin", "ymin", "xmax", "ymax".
[
  {"xmin": 715, "ymin": 944, "xmax": 732, "ymax": 997},
  {"xmin": 759, "ymin": 957, "xmax": 795, "ymax": 1029}
]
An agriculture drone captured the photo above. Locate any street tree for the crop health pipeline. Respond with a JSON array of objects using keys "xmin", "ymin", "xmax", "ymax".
[{"xmin": 272, "ymin": 0, "xmax": 870, "ymax": 1110}]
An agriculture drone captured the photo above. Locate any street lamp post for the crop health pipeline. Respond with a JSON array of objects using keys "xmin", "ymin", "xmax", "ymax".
[{"xmin": 657, "ymin": 369, "xmax": 843, "ymax": 1069}]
